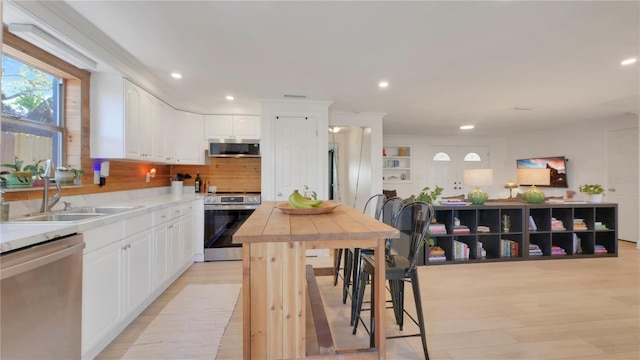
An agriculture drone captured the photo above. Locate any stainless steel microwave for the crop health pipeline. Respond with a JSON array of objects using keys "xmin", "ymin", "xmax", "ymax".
[{"xmin": 208, "ymin": 139, "xmax": 260, "ymax": 157}]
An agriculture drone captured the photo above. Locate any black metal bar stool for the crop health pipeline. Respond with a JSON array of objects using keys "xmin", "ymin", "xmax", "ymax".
[{"xmin": 352, "ymin": 201, "xmax": 433, "ymax": 360}]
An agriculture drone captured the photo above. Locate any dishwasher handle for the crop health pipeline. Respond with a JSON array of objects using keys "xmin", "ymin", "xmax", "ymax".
[{"xmin": 1, "ymin": 237, "xmax": 84, "ymax": 280}]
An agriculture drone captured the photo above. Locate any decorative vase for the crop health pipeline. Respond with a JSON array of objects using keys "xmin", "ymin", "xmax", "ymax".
[
  {"xmin": 467, "ymin": 187, "xmax": 489, "ymax": 205},
  {"xmin": 523, "ymin": 185, "xmax": 546, "ymax": 204},
  {"xmin": 589, "ymin": 194, "xmax": 603, "ymax": 203}
]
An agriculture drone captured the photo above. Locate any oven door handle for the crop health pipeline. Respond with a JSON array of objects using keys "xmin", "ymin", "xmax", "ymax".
[{"xmin": 205, "ymin": 204, "xmax": 259, "ymax": 211}]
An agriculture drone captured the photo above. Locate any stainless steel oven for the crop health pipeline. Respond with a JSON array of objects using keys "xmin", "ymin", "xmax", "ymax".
[{"xmin": 204, "ymin": 193, "xmax": 261, "ymax": 261}]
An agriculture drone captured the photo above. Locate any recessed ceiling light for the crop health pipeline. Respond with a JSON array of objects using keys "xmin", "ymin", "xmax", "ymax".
[
  {"xmin": 460, "ymin": 125, "xmax": 474, "ymax": 130},
  {"xmin": 171, "ymin": 73, "xmax": 182, "ymax": 79},
  {"xmin": 226, "ymin": 95, "xmax": 234, "ymax": 101},
  {"xmin": 621, "ymin": 58, "xmax": 637, "ymax": 66},
  {"xmin": 378, "ymin": 81, "xmax": 389, "ymax": 88}
]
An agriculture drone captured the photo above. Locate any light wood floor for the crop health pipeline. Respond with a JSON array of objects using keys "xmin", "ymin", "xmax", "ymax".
[{"xmin": 97, "ymin": 241, "xmax": 639, "ymax": 359}]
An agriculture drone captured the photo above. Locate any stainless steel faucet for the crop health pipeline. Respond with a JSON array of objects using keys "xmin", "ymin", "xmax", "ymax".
[{"xmin": 40, "ymin": 160, "xmax": 62, "ymax": 213}]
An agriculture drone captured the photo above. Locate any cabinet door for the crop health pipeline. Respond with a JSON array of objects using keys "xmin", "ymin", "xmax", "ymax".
[
  {"xmin": 175, "ymin": 112, "xmax": 205, "ymax": 164},
  {"xmin": 181, "ymin": 212, "xmax": 195, "ymax": 264},
  {"xmin": 139, "ymin": 91, "xmax": 156, "ymax": 159},
  {"xmin": 124, "ymin": 230, "xmax": 153, "ymax": 314},
  {"xmin": 153, "ymin": 225, "xmax": 169, "ymax": 287},
  {"xmin": 203, "ymin": 115, "xmax": 233, "ymax": 139},
  {"xmin": 233, "ymin": 115, "xmax": 261, "ymax": 139},
  {"xmin": 167, "ymin": 218, "xmax": 182, "ymax": 275},
  {"xmin": 82, "ymin": 240, "xmax": 123, "ymax": 353},
  {"xmin": 154, "ymin": 101, "xmax": 172, "ymax": 163},
  {"xmin": 124, "ymin": 81, "xmax": 142, "ymax": 159}
]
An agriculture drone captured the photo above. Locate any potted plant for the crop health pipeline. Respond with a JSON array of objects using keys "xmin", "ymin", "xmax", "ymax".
[
  {"xmin": 579, "ymin": 184, "xmax": 605, "ymax": 203},
  {"xmin": 0, "ymin": 158, "xmax": 34, "ymax": 189},
  {"xmin": 406, "ymin": 185, "xmax": 444, "ymax": 205},
  {"xmin": 24, "ymin": 159, "xmax": 47, "ymax": 186},
  {"xmin": 56, "ymin": 166, "xmax": 85, "ymax": 185}
]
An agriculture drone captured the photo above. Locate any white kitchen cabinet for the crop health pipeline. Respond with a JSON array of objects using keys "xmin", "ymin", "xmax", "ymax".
[
  {"xmin": 175, "ymin": 112, "xmax": 205, "ymax": 164},
  {"xmin": 181, "ymin": 202, "xmax": 195, "ymax": 264},
  {"xmin": 123, "ymin": 230, "xmax": 153, "ymax": 314},
  {"xmin": 82, "ymin": 239, "xmax": 123, "ymax": 357},
  {"xmin": 91, "ymin": 74, "xmax": 160, "ymax": 162},
  {"xmin": 204, "ymin": 115, "xmax": 261, "ymax": 140},
  {"xmin": 154, "ymin": 101, "xmax": 174, "ymax": 163},
  {"xmin": 81, "ymin": 201, "xmax": 198, "ymax": 359}
]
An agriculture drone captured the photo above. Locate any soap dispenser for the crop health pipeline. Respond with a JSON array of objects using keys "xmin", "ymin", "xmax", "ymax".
[{"xmin": 1, "ymin": 190, "xmax": 9, "ymax": 222}]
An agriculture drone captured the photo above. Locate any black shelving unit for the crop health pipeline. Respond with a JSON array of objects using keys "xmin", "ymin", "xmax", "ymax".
[{"xmin": 423, "ymin": 202, "xmax": 618, "ymax": 265}]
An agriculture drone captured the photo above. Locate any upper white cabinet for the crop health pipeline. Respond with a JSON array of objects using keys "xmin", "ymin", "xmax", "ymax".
[
  {"xmin": 175, "ymin": 112, "xmax": 205, "ymax": 164},
  {"xmin": 204, "ymin": 115, "xmax": 261, "ymax": 140},
  {"xmin": 91, "ymin": 74, "xmax": 206, "ymax": 164}
]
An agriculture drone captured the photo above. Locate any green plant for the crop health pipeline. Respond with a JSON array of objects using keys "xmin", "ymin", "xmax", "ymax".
[
  {"xmin": 23, "ymin": 159, "xmax": 47, "ymax": 179},
  {"xmin": 406, "ymin": 185, "xmax": 444, "ymax": 205},
  {"xmin": 579, "ymin": 184, "xmax": 605, "ymax": 195}
]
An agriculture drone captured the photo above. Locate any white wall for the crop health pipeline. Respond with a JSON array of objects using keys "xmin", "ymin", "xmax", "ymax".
[
  {"xmin": 506, "ymin": 115, "xmax": 638, "ymax": 199},
  {"xmin": 383, "ymin": 115, "xmax": 638, "ymax": 201}
]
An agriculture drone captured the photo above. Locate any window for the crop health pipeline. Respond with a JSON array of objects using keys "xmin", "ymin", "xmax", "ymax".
[
  {"xmin": 463, "ymin": 152, "xmax": 482, "ymax": 162},
  {"xmin": 432, "ymin": 152, "xmax": 451, "ymax": 161},
  {"xmin": 1, "ymin": 54, "xmax": 64, "ymax": 167}
]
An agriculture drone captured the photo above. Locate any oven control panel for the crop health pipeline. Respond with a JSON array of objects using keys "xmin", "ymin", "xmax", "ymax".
[{"xmin": 203, "ymin": 193, "xmax": 261, "ymax": 205}]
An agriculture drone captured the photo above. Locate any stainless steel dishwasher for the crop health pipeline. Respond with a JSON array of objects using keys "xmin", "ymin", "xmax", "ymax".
[{"xmin": 1, "ymin": 234, "xmax": 84, "ymax": 359}]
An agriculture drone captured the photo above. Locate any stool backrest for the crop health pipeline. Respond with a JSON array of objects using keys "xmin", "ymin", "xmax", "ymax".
[
  {"xmin": 362, "ymin": 194, "xmax": 387, "ymax": 219},
  {"xmin": 380, "ymin": 196, "xmax": 403, "ymax": 226},
  {"xmin": 390, "ymin": 201, "xmax": 434, "ymax": 275}
]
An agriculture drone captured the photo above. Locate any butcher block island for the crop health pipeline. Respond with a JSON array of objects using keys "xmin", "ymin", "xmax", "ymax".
[{"xmin": 233, "ymin": 201, "xmax": 399, "ymax": 359}]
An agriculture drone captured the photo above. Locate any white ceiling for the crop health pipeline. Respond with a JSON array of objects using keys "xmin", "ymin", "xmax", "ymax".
[{"xmin": 4, "ymin": 1, "xmax": 639, "ymax": 136}]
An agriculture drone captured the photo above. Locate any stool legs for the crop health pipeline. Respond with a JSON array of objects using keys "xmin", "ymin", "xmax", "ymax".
[
  {"xmin": 333, "ymin": 248, "xmax": 343, "ymax": 286},
  {"xmin": 411, "ymin": 271, "xmax": 429, "ymax": 359}
]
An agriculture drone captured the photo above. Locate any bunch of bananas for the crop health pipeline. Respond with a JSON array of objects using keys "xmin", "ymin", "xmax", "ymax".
[{"xmin": 288, "ymin": 189, "xmax": 323, "ymax": 209}]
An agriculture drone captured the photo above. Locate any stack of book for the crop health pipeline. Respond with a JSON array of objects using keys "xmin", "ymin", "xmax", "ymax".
[
  {"xmin": 428, "ymin": 223, "xmax": 447, "ymax": 234},
  {"xmin": 594, "ymin": 244, "xmax": 608, "ymax": 254},
  {"xmin": 551, "ymin": 217, "xmax": 566, "ymax": 231},
  {"xmin": 439, "ymin": 199, "xmax": 468, "ymax": 206},
  {"xmin": 453, "ymin": 240, "xmax": 469, "ymax": 260},
  {"xmin": 551, "ymin": 245, "xmax": 567, "ymax": 256},
  {"xmin": 428, "ymin": 246, "xmax": 447, "ymax": 262},
  {"xmin": 477, "ymin": 225, "xmax": 491, "ymax": 233},
  {"xmin": 500, "ymin": 239, "xmax": 519, "ymax": 258},
  {"xmin": 477, "ymin": 241, "xmax": 486, "ymax": 259},
  {"xmin": 452, "ymin": 224, "xmax": 470, "ymax": 234},
  {"xmin": 573, "ymin": 219, "xmax": 587, "ymax": 230},
  {"xmin": 594, "ymin": 221, "xmax": 608, "ymax": 230},
  {"xmin": 529, "ymin": 243, "xmax": 543, "ymax": 256}
]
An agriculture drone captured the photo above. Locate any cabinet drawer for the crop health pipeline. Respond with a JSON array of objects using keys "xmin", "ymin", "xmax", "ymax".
[
  {"xmin": 181, "ymin": 202, "xmax": 194, "ymax": 215},
  {"xmin": 168, "ymin": 205, "xmax": 182, "ymax": 220},
  {"xmin": 124, "ymin": 213, "xmax": 153, "ymax": 238},
  {"xmin": 153, "ymin": 208, "xmax": 170, "ymax": 225},
  {"xmin": 82, "ymin": 222, "xmax": 124, "ymax": 253}
]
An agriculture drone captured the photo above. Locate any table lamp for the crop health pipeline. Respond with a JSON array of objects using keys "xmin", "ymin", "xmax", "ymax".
[
  {"xmin": 463, "ymin": 169, "xmax": 493, "ymax": 205},
  {"xmin": 504, "ymin": 181, "xmax": 518, "ymax": 198},
  {"xmin": 517, "ymin": 168, "xmax": 551, "ymax": 204}
]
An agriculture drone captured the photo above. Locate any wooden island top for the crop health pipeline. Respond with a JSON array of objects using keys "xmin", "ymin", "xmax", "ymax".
[{"xmin": 234, "ymin": 201, "xmax": 399, "ymax": 359}]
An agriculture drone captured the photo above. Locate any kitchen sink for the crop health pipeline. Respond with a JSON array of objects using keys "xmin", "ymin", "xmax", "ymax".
[
  {"xmin": 14, "ymin": 213, "xmax": 106, "ymax": 222},
  {"xmin": 66, "ymin": 206, "xmax": 141, "ymax": 214},
  {"xmin": 11, "ymin": 206, "xmax": 142, "ymax": 222}
]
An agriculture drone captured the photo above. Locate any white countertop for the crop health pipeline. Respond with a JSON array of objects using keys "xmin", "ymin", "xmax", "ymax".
[{"xmin": 1, "ymin": 193, "xmax": 201, "ymax": 254}]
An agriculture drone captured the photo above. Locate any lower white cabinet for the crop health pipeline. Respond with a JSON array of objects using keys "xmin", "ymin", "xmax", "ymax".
[
  {"xmin": 82, "ymin": 239, "xmax": 122, "ymax": 356},
  {"xmin": 123, "ymin": 230, "xmax": 153, "ymax": 314},
  {"xmin": 81, "ymin": 200, "xmax": 198, "ymax": 360}
]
